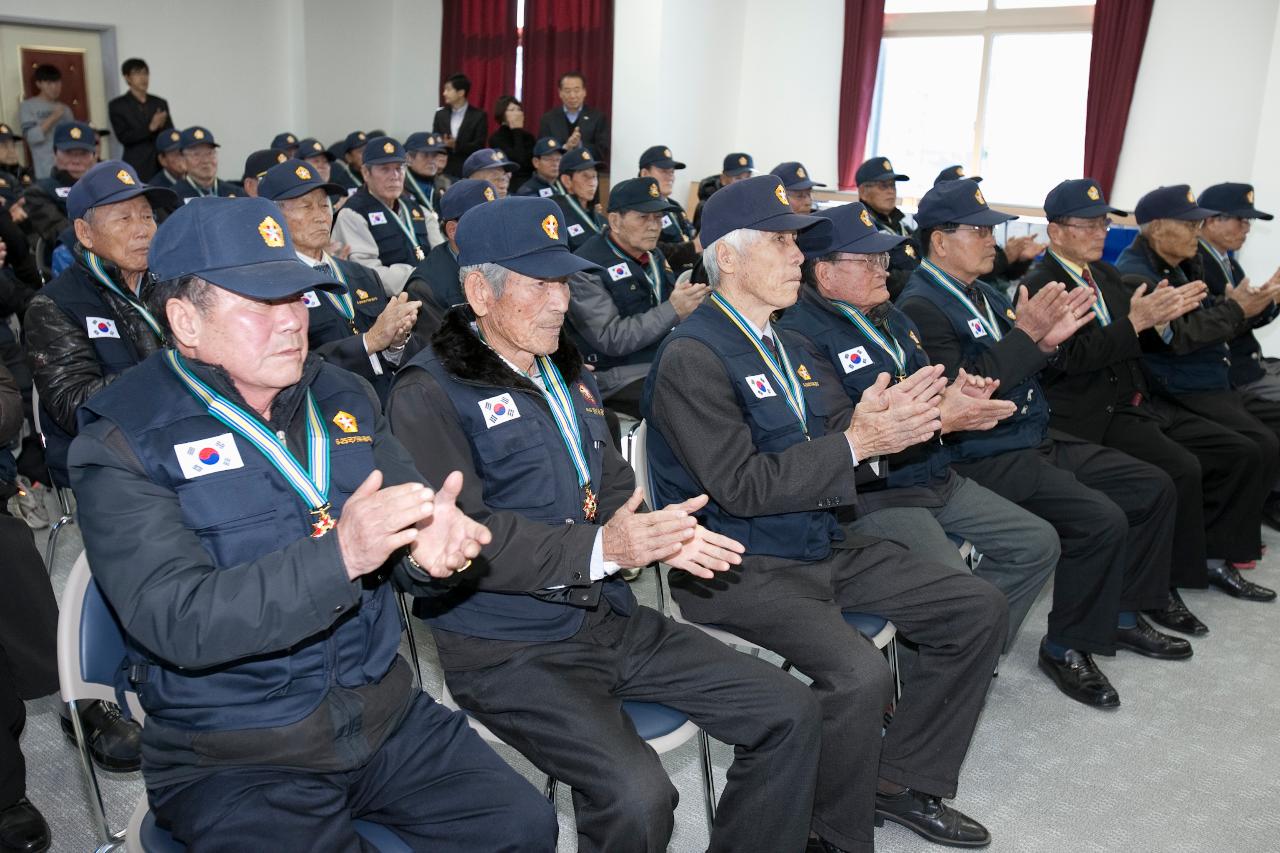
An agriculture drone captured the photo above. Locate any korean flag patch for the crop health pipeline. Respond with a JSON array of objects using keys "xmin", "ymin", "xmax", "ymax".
[
  {"xmin": 745, "ymin": 374, "xmax": 776, "ymax": 399},
  {"xmin": 567, "ymin": 223, "xmax": 585, "ymax": 236},
  {"xmin": 538, "ymin": 187, "xmax": 553, "ymax": 198},
  {"xmin": 966, "ymin": 318, "xmax": 988, "ymax": 339},
  {"xmin": 86, "ymin": 317, "xmax": 120, "ymax": 339},
  {"xmin": 606, "ymin": 262, "xmax": 630, "ymax": 281},
  {"xmin": 837, "ymin": 346, "xmax": 874, "ymax": 373},
  {"xmin": 479, "ymin": 393, "xmax": 521, "ymax": 428},
  {"xmin": 368, "ymin": 211, "xmax": 387, "ymax": 225},
  {"xmin": 660, "ymin": 214, "xmax": 673, "ymax": 229},
  {"xmin": 174, "ymin": 433, "xmax": 245, "ymax": 480},
  {"xmin": 301, "ymin": 291, "xmax": 321, "ymax": 308},
  {"xmin": 55, "ymin": 186, "xmax": 72, "ymax": 198}
]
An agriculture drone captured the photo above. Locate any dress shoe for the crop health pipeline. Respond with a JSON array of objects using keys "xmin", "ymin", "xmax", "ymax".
[
  {"xmin": 1144, "ymin": 590, "xmax": 1208, "ymax": 636},
  {"xmin": 59, "ymin": 700, "xmax": 141, "ymax": 773},
  {"xmin": 1037, "ymin": 644, "xmax": 1120, "ymax": 708},
  {"xmin": 1115, "ymin": 614, "xmax": 1193, "ymax": 659},
  {"xmin": 0, "ymin": 799, "xmax": 50, "ymax": 853},
  {"xmin": 806, "ymin": 834, "xmax": 851, "ymax": 852},
  {"xmin": 1206, "ymin": 562, "xmax": 1277, "ymax": 602},
  {"xmin": 874, "ymin": 788, "xmax": 990, "ymax": 848}
]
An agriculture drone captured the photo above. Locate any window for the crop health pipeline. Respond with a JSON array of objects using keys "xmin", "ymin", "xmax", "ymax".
[{"xmin": 869, "ymin": 0, "xmax": 1094, "ymax": 207}]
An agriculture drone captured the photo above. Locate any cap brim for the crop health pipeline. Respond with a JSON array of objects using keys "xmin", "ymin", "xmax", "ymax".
[
  {"xmin": 409, "ymin": 147, "xmax": 447, "ymax": 155},
  {"xmin": 645, "ymin": 158, "xmax": 686, "ymax": 170},
  {"xmin": 798, "ymin": 226, "xmax": 904, "ymax": 258},
  {"xmin": 1171, "ymin": 205, "xmax": 1218, "ymax": 221},
  {"xmin": 1055, "ymin": 202, "xmax": 1129, "ymax": 219},
  {"xmin": 563, "ymin": 162, "xmax": 602, "ymax": 173},
  {"xmin": 1219, "ymin": 207, "xmax": 1275, "ymax": 220},
  {"xmin": 501, "ymin": 246, "xmax": 601, "ymax": 279},
  {"xmin": 952, "ymin": 208, "xmax": 1019, "ymax": 226},
  {"xmin": 364, "ymin": 154, "xmax": 406, "ymax": 165},
  {"xmin": 267, "ymin": 181, "xmax": 346, "ymax": 201},
  {"xmin": 786, "ymin": 179, "xmax": 826, "ymax": 190},
  {"xmin": 76, "ymin": 185, "xmax": 178, "ymax": 220},
  {"xmin": 724, "ymin": 167, "xmax": 754, "ymax": 176},
  {"xmin": 57, "ymin": 142, "xmax": 98, "ymax": 152},
  {"xmin": 613, "ymin": 198, "xmax": 675, "ymax": 214},
  {"xmin": 756, "ymin": 211, "xmax": 831, "ymax": 236},
  {"xmin": 1253, "ymin": 209, "xmax": 1275, "ymax": 221},
  {"xmin": 200, "ymin": 258, "xmax": 345, "ymax": 299}
]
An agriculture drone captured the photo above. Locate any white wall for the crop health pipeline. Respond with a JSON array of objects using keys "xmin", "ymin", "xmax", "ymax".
[{"xmin": 1241, "ymin": 8, "xmax": 1280, "ymax": 354}]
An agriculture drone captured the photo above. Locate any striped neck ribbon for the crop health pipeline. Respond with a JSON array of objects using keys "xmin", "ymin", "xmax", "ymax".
[
  {"xmin": 318, "ymin": 255, "xmax": 354, "ymax": 322},
  {"xmin": 1198, "ymin": 238, "xmax": 1235, "ymax": 286},
  {"xmin": 1047, "ymin": 249, "xmax": 1111, "ymax": 326},
  {"xmin": 605, "ymin": 235, "xmax": 664, "ymax": 305},
  {"xmin": 533, "ymin": 354, "xmax": 592, "ymax": 491},
  {"xmin": 374, "ymin": 195, "xmax": 425, "ymax": 260},
  {"xmin": 830, "ymin": 299, "xmax": 907, "ymax": 377},
  {"xmin": 79, "ymin": 247, "xmax": 165, "ymax": 342},
  {"xmin": 709, "ymin": 292, "xmax": 808, "ymax": 434},
  {"xmin": 563, "ymin": 193, "xmax": 602, "ymax": 235},
  {"xmin": 184, "ymin": 176, "xmax": 216, "ymax": 197},
  {"xmin": 918, "ymin": 259, "xmax": 1003, "ymax": 341},
  {"xmin": 405, "ymin": 171, "xmax": 434, "ymax": 211}
]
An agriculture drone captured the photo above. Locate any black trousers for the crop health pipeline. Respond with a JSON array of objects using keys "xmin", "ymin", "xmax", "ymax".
[
  {"xmin": 1101, "ymin": 400, "xmax": 1268, "ymax": 584},
  {"xmin": 0, "ymin": 648, "xmax": 26, "ymax": 807},
  {"xmin": 670, "ymin": 541, "xmax": 1006, "ymax": 853},
  {"xmin": 957, "ymin": 437, "xmax": 1175, "ymax": 653},
  {"xmin": 1176, "ymin": 390, "xmax": 1280, "ymax": 490},
  {"xmin": 446, "ymin": 604, "xmax": 822, "ymax": 853}
]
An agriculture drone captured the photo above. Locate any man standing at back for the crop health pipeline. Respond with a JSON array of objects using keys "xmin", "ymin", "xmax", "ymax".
[
  {"xmin": 432, "ymin": 74, "xmax": 488, "ymax": 179},
  {"xmin": 107, "ymin": 58, "xmax": 172, "ymax": 181},
  {"xmin": 538, "ymin": 71, "xmax": 610, "ymax": 167}
]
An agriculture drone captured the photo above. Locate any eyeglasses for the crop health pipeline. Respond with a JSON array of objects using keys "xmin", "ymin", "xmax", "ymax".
[
  {"xmin": 1170, "ymin": 219, "xmax": 1205, "ymax": 232},
  {"xmin": 1058, "ymin": 218, "xmax": 1112, "ymax": 232},
  {"xmin": 831, "ymin": 253, "xmax": 890, "ymax": 271},
  {"xmin": 940, "ymin": 224, "xmax": 993, "ymax": 238}
]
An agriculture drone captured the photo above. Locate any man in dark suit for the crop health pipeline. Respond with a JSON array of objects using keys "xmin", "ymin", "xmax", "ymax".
[
  {"xmin": 107, "ymin": 58, "xmax": 172, "ymax": 181},
  {"xmin": 432, "ymin": 73, "xmax": 488, "ymax": 179},
  {"xmin": 537, "ymin": 71, "xmax": 609, "ymax": 168},
  {"xmin": 644, "ymin": 176, "xmax": 1006, "ymax": 852},
  {"xmin": 1022, "ymin": 178, "xmax": 1275, "ymax": 629}
]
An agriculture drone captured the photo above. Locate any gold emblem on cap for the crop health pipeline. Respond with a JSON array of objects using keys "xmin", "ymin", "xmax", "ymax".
[
  {"xmin": 859, "ymin": 209, "xmax": 873, "ymax": 228},
  {"xmin": 258, "ymin": 216, "xmax": 285, "ymax": 248},
  {"xmin": 882, "ymin": 159, "xmax": 891, "ymax": 171},
  {"xmin": 0, "ymin": 124, "xmax": 8, "ymax": 133},
  {"xmin": 1186, "ymin": 189, "xmax": 1195, "ymax": 203},
  {"xmin": 383, "ymin": 141, "xmax": 394, "ymax": 154},
  {"xmin": 70, "ymin": 126, "xmax": 83, "ymax": 139},
  {"xmin": 663, "ymin": 148, "xmax": 671, "ymax": 157},
  {"xmin": 357, "ymin": 132, "xmax": 366, "ymax": 140},
  {"xmin": 774, "ymin": 184, "xmax": 788, "ymax": 206},
  {"xmin": 582, "ymin": 151, "xmax": 591, "ymax": 160},
  {"xmin": 904, "ymin": 244, "xmax": 917, "ymax": 258},
  {"xmin": 648, "ymin": 182, "xmax": 660, "ymax": 198},
  {"xmin": 956, "ymin": 167, "xmax": 965, "ymax": 177},
  {"xmin": 548, "ymin": 138, "xmax": 556, "ymax": 147},
  {"xmin": 483, "ymin": 186, "xmax": 496, "ymax": 201},
  {"xmin": 116, "ymin": 169, "xmax": 135, "ymax": 186},
  {"xmin": 797, "ymin": 167, "xmax": 807, "ymax": 178},
  {"xmin": 491, "ymin": 150, "xmax": 503, "ymax": 161},
  {"xmin": 193, "ymin": 129, "xmax": 205, "ymax": 140},
  {"xmin": 1247, "ymin": 190, "xmax": 1255, "ymax": 203},
  {"xmin": 311, "ymin": 141, "xmax": 322, "ymax": 151},
  {"xmin": 170, "ymin": 130, "xmax": 180, "ymax": 141},
  {"xmin": 541, "ymin": 214, "xmax": 559, "ymax": 240},
  {"xmin": 1087, "ymin": 186, "xmax": 1101, "ymax": 201},
  {"xmin": 287, "ymin": 134, "xmax": 296, "ymax": 143},
  {"xmin": 0, "ymin": 177, "xmax": 7, "ymax": 188},
  {"xmin": 974, "ymin": 188, "xmax": 986, "ymax": 205},
  {"xmin": 276, "ymin": 153, "xmax": 287, "ymax": 163},
  {"xmin": 295, "ymin": 165, "xmax": 311, "ymax": 180},
  {"xmin": 738, "ymin": 156, "xmax": 748, "ymax": 166}
]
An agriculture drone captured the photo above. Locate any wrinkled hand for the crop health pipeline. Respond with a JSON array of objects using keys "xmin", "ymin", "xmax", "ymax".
[
  {"xmin": 326, "ymin": 240, "xmax": 352, "ymax": 259},
  {"xmin": 660, "ymin": 495, "xmax": 744, "ymax": 578},
  {"xmin": 337, "ymin": 470, "xmax": 438, "ymax": 580},
  {"xmin": 954, "ymin": 368, "xmax": 999, "ymax": 399},
  {"xmin": 366, "ymin": 292, "xmax": 421, "ymax": 352},
  {"xmin": 1005, "ymin": 234, "xmax": 1045, "ymax": 263},
  {"xmin": 602, "ymin": 488, "xmax": 699, "ymax": 568},
  {"xmin": 940, "ymin": 370, "xmax": 1016, "ymax": 433},
  {"xmin": 7, "ymin": 198, "xmax": 26, "ymax": 225},
  {"xmin": 1127, "ymin": 280, "xmax": 1200, "ymax": 331},
  {"xmin": 1013, "ymin": 282, "xmax": 1068, "ymax": 342},
  {"xmin": 669, "ymin": 279, "xmax": 711, "ymax": 319},
  {"xmin": 1037, "ymin": 284, "xmax": 1096, "ymax": 351},
  {"xmin": 411, "ymin": 470, "xmax": 492, "ymax": 578},
  {"xmin": 1226, "ymin": 277, "xmax": 1277, "ymax": 318},
  {"xmin": 846, "ymin": 366, "xmax": 944, "ymax": 458}
]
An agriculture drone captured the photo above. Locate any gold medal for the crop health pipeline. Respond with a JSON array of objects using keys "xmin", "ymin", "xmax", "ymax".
[
  {"xmin": 414, "ymin": 246, "xmax": 425, "ymax": 261},
  {"xmin": 582, "ymin": 486, "xmax": 598, "ymax": 522},
  {"xmin": 311, "ymin": 504, "xmax": 336, "ymax": 538}
]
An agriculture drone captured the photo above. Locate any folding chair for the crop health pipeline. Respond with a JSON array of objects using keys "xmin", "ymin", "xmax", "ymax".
[{"xmin": 31, "ymin": 387, "xmax": 75, "ymax": 570}]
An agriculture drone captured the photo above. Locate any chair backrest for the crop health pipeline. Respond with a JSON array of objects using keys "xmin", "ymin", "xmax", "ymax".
[
  {"xmin": 57, "ymin": 551, "xmax": 145, "ymax": 720},
  {"xmin": 630, "ymin": 420, "xmax": 651, "ymax": 506}
]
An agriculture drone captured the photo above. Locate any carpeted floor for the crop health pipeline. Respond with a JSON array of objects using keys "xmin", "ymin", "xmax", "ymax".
[{"xmin": 20, "ymin": 500, "xmax": 1280, "ymax": 852}]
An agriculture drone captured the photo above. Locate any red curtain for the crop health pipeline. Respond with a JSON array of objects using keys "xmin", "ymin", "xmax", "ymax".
[
  {"xmin": 439, "ymin": 0, "xmax": 519, "ymax": 138},
  {"xmin": 521, "ymin": 0, "xmax": 614, "ymax": 140},
  {"xmin": 837, "ymin": 0, "xmax": 885, "ymax": 190},
  {"xmin": 1083, "ymin": 0, "xmax": 1154, "ymax": 197}
]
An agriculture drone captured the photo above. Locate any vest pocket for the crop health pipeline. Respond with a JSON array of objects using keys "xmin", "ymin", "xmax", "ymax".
[{"xmin": 471, "ymin": 425, "xmax": 556, "ymax": 509}]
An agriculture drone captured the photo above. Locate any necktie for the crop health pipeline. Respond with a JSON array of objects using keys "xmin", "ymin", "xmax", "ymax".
[
  {"xmin": 1081, "ymin": 265, "xmax": 1099, "ymax": 297},
  {"xmin": 761, "ymin": 333, "xmax": 780, "ymax": 362}
]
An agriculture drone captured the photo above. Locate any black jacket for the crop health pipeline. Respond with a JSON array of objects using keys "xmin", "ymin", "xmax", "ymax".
[
  {"xmin": 865, "ymin": 206, "xmax": 922, "ymax": 300},
  {"xmin": 1195, "ymin": 240, "xmax": 1278, "ymax": 387},
  {"xmin": 488, "ymin": 125, "xmax": 535, "ymax": 191},
  {"xmin": 538, "ymin": 106, "xmax": 610, "ymax": 167},
  {"xmin": 107, "ymin": 92, "xmax": 173, "ymax": 180},
  {"xmin": 432, "ymin": 105, "xmax": 488, "ymax": 178}
]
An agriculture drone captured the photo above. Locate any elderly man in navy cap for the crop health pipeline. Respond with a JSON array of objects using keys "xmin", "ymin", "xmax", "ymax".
[
  {"xmin": 171, "ymin": 126, "xmax": 240, "ymax": 200},
  {"xmin": 770, "ymin": 161, "xmax": 825, "ymax": 215},
  {"xmin": 332, "ymin": 136, "xmax": 444, "ymax": 295},
  {"xmin": 239, "ymin": 148, "xmax": 288, "ymax": 198},
  {"xmin": 778, "ymin": 201, "xmax": 1058, "ymax": 652},
  {"xmin": 260, "ymin": 159, "xmax": 422, "ymax": 403},
  {"xmin": 404, "ymin": 178, "xmax": 497, "ymax": 336},
  {"xmin": 691, "ymin": 151, "xmax": 754, "ymax": 231},
  {"xmin": 639, "ymin": 144, "xmax": 699, "ymax": 271},
  {"xmin": 554, "ymin": 147, "xmax": 607, "ymax": 252},
  {"xmin": 20, "ymin": 121, "xmax": 99, "ymax": 258},
  {"xmin": 269, "ymin": 131, "xmax": 299, "ymax": 158},
  {"xmin": 403, "ymin": 132, "xmax": 447, "ymax": 213},
  {"xmin": 329, "ymin": 130, "xmax": 368, "ymax": 194},
  {"xmin": 147, "ymin": 128, "xmax": 186, "ymax": 189},
  {"xmin": 68, "ymin": 195, "xmax": 552, "ymax": 851},
  {"xmin": 898, "ymin": 179, "xmax": 1191, "ymax": 707},
  {"xmin": 461, "ymin": 147, "xmax": 518, "ymax": 199},
  {"xmin": 854, "ymin": 156, "xmax": 923, "ymax": 298},
  {"xmin": 644, "ymin": 175, "xmax": 1006, "ymax": 852},
  {"xmin": 515, "ymin": 135, "xmax": 566, "ymax": 199},
  {"xmin": 387, "ymin": 194, "xmax": 821, "ymax": 853}
]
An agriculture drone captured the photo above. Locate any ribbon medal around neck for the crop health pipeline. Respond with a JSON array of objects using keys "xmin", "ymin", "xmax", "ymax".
[
  {"xmin": 919, "ymin": 259, "xmax": 1003, "ymax": 341},
  {"xmin": 535, "ymin": 355, "xmax": 597, "ymax": 521},
  {"xmin": 831, "ymin": 300, "xmax": 908, "ymax": 380},
  {"xmin": 80, "ymin": 248, "xmax": 166, "ymax": 342},
  {"xmin": 1047, "ymin": 249, "xmax": 1111, "ymax": 326},
  {"xmin": 709, "ymin": 292, "xmax": 808, "ymax": 435}
]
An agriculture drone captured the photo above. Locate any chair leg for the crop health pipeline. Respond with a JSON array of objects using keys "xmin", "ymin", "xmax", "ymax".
[
  {"xmin": 698, "ymin": 728, "xmax": 717, "ymax": 828},
  {"xmin": 44, "ymin": 512, "xmax": 74, "ymax": 571},
  {"xmin": 888, "ymin": 638, "xmax": 901, "ymax": 703},
  {"xmin": 68, "ymin": 700, "xmax": 113, "ymax": 844},
  {"xmin": 544, "ymin": 775, "xmax": 558, "ymax": 802},
  {"xmin": 397, "ymin": 594, "xmax": 424, "ymax": 689}
]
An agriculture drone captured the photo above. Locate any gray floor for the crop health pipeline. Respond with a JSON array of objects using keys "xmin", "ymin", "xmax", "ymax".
[{"xmin": 20, "ymin": 500, "xmax": 1280, "ymax": 853}]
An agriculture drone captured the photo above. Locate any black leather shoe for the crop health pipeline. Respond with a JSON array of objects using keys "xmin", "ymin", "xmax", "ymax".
[
  {"xmin": 1115, "ymin": 614, "xmax": 1193, "ymax": 659},
  {"xmin": 1206, "ymin": 562, "xmax": 1277, "ymax": 602},
  {"xmin": 0, "ymin": 799, "xmax": 50, "ymax": 853},
  {"xmin": 1144, "ymin": 589, "xmax": 1208, "ymax": 636},
  {"xmin": 1037, "ymin": 644, "xmax": 1120, "ymax": 708},
  {"xmin": 59, "ymin": 700, "xmax": 141, "ymax": 773},
  {"xmin": 806, "ymin": 834, "xmax": 851, "ymax": 853},
  {"xmin": 874, "ymin": 788, "xmax": 990, "ymax": 848}
]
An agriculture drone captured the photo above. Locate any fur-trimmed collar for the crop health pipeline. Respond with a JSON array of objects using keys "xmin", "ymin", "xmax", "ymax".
[{"xmin": 431, "ymin": 305, "xmax": 583, "ymax": 391}]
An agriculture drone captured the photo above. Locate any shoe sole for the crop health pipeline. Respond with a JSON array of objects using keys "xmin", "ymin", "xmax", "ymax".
[
  {"xmin": 1209, "ymin": 584, "xmax": 1277, "ymax": 603},
  {"xmin": 873, "ymin": 811, "xmax": 991, "ymax": 848},
  {"xmin": 1115, "ymin": 642, "xmax": 1193, "ymax": 660},
  {"xmin": 1037, "ymin": 659, "xmax": 1120, "ymax": 709},
  {"xmin": 1142, "ymin": 615, "xmax": 1209, "ymax": 637}
]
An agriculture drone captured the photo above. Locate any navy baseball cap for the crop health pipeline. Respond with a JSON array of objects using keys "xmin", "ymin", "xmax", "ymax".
[
  {"xmin": 456, "ymin": 196, "xmax": 600, "ymax": 279},
  {"xmin": 156, "ymin": 127, "xmax": 183, "ymax": 154},
  {"xmin": 607, "ymin": 177, "xmax": 674, "ymax": 214},
  {"xmin": 1043, "ymin": 179, "xmax": 1128, "ymax": 220},
  {"xmin": 243, "ymin": 149, "xmax": 288, "ymax": 181},
  {"xmin": 178, "ymin": 126, "xmax": 218, "ymax": 150},
  {"xmin": 149, "ymin": 197, "xmax": 343, "ymax": 297},
  {"xmin": 1134, "ymin": 185, "xmax": 1218, "ymax": 225},
  {"xmin": 297, "ymin": 137, "xmax": 334, "ymax": 162},
  {"xmin": 362, "ymin": 136, "xmax": 406, "ymax": 166},
  {"xmin": 855, "ymin": 157, "xmax": 909, "ymax": 185},
  {"xmin": 405, "ymin": 132, "xmax": 448, "ymax": 154},
  {"xmin": 560, "ymin": 147, "xmax": 602, "ymax": 173},
  {"xmin": 463, "ymin": 148, "xmax": 518, "ymax": 177},
  {"xmin": 440, "ymin": 179, "xmax": 497, "ymax": 222},
  {"xmin": 67, "ymin": 160, "xmax": 176, "ymax": 222},
  {"xmin": 258, "ymin": 158, "xmax": 344, "ymax": 201},
  {"xmin": 914, "ymin": 179, "xmax": 1017, "ymax": 229},
  {"xmin": 722, "ymin": 152, "xmax": 754, "ymax": 176},
  {"xmin": 771, "ymin": 161, "xmax": 826, "ymax": 190},
  {"xmin": 935, "ymin": 165, "xmax": 981, "ymax": 185},
  {"xmin": 639, "ymin": 145, "xmax": 685, "ymax": 170},
  {"xmin": 340, "ymin": 131, "xmax": 368, "ymax": 155},
  {"xmin": 798, "ymin": 202, "xmax": 905, "ymax": 258},
  {"xmin": 54, "ymin": 122, "xmax": 96, "ymax": 152},
  {"xmin": 533, "ymin": 136, "xmax": 566, "ymax": 158},
  {"xmin": 699, "ymin": 175, "xmax": 829, "ymax": 248},
  {"xmin": 1199, "ymin": 183, "xmax": 1273, "ymax": 221},
  {"xmin": 0, "ymin": 122, "xmax": 15, "ymax": 142},
  {"xmin": 270, "ymin": 132, "xmax": 298, "ymax": 150}
]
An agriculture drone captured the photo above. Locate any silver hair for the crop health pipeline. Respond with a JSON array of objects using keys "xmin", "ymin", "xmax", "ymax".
[
  {"xmin": 700, "ymin": 228, "xmax": 766, "ymax": 289},
  {"xmin": 458, "ymin": 262, "xmax": 512, "ymax": 298}
]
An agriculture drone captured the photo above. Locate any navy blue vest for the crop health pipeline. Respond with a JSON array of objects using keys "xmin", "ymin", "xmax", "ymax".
[
  {"xmin": 343, "ymin": 189, "xmax": 431, "ymax": 266},
  {"xmin": 304, "ymin": 258, "xmax": 387, "ymax": 346},
  {"xmin": 898, "ymin": 267, "xmax": 1048, "ymax": 462},
  {"xmin": 659, "ymin": 201, "xmax": 696, "ymax": 244},
  {"xmin": 405, "ymin": 345, "xmax": 635, "ymax": 642},
  {"xmin": 570, "ymin": 234, "xmax": 675, "ymax": 371},
  {"xmin": 78, "ymin": 355, "xmax": 401, "ymax": 731},
  {"xmin": 415, "ymin": 243, "xmax": 463, "ymax": 312},
  {"xmin": 554, "ymin": 194, "xmax": 605, "ymax": 252},
  {"xmin": 170, "ymin": 177, "xmax": 240, "ymax": 200},
  {"xmin": 641, "ymin": 302, "xmax": 843, "ymax": 561}
]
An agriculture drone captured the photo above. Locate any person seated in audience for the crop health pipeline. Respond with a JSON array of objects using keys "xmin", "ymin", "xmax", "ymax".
[
  {"xmin": 170, "ymin": 126, "xmax": 240, "ymax": 200},
  {"xmin": 403, "ymin": 132, "xmax": 447, "ymax": 213},
  {"xmin": 146, "ymin": 128, "xmax": 185, "ymax": 189},
  {"xmin": 23, "ymin": 159, "xmax": 177, "ymax": 777},
  {"xmin": 433, "ymin": 73, "xmax": 488, "ymax": 179},
  {"xmin": 461, "ymin": 147, "xmax": 518, "ymax": 199},
  {"xmin": 269, "ymin": 131, "xmax": 300, "ymax": 158},
  {"xmin": 644, "ymin": 176, "xmax": 1006, "ymax": 852},
  {"xmin": 932, "ymin": 165, "xmax": 1043, "ymax": 284},
  {"xmin": 331, "ymin": 136, "xmax": 444, "ymax": 295},
  {"xmin": 854, "ymin": 156, "xmax": 921, "ymax": 299},
  {"xmin": 639, "ymin": 145, "xmax": 699, "ymax": 272},
  {"xmin": 387, "ymin": 194, "xmax": 822, "ymax": 853},
  {"xmin": 538, "ymin": 70, "xmax": 610, "ymax": 166},
  {"xmin": 261, "ymin": 159, "xmax": 421, "ymax": 403},
  {"xmin": 554, "ymin": 148, "xmax": 607, "ymax": 252},
  {"xmin": 328, "ymin": 130, "xmax": 368, "ymax": 194},
  {"xmin": 566, "ymin": 176, "xmax": 709, "ymax": 423},
  {"xmin": 516, "ymin": 136, "xmax": 566, "ymax": 199},
  {"xmin": 1021, "ymin": 178, "xmax": 1275, "ymax": 628},
  {"xmin": 489, "ymin": 95, "xmax": 535, "ymax": 194},
  {"xmin": 770, "ymin": 161, "xmax": 824, "ymax": 215},
  {"xmin": 896, "ymin": 178, "xmax": 1191, "ymax": 708},
  {"xmin": 295, "ymin": 136, "xmax": 333, "ymax": 183},
  {"xmin": 239, "ymin": 148, "xmax": 287, "ymax": 198},
  {"xmin": 20, "ymin": 122, "xmax": 98, "ymax": 264},
  {"xmin": 405, "ymin": 178, "xmax": 496, "ymax": 337},
  {"xmin": 67, "ymin": 195, "xmax": 552, "ymax": 851},
  {"xmin": 1197, "ymin": 182, "xmax": 1280, "ymax": 400},
  {"xmin": 692, "ymin": 151, "xmax": 754, "ymax": 230},
  {"xmin": 0, "ymin": 123, "xmax": 34, "ymax": 188},
  {"xmin": 779, "ymin": 201, "xmax": 1059, "ymax": 650}
]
